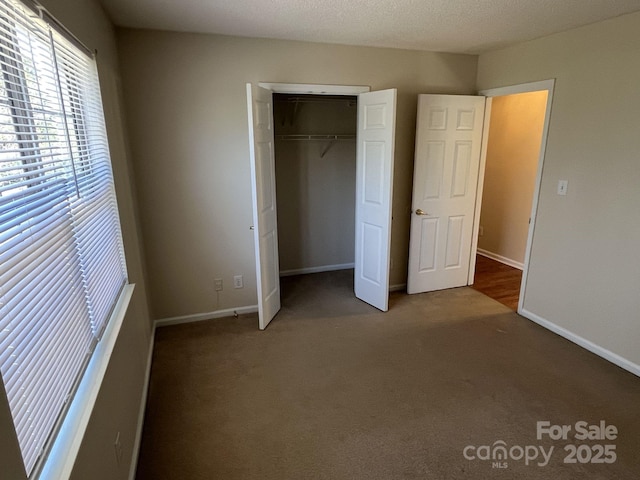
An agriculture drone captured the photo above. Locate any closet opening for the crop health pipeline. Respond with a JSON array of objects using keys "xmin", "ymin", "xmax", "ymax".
[
  {"xmin": 248, "ymin": 82, "xmax": 396, "ymax": 327},
  {"xmin": 273, "ymin": 93, "xmax": 358, "ymax": 302}
]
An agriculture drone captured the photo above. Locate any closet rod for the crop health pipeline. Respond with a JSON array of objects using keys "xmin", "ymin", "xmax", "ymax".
[{"xmin": 276, "ymin": 134, "xmax": 355, "ymax": 141}]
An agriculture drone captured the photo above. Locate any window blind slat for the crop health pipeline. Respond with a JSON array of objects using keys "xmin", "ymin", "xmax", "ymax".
[
  {"xmin": 0, "ymin": 250, "xmax": 78, "ymax": 327},
  {"xmin": 0, "ymin": 225, "xmax": 76, "ymax": 316},
  {"xmin": 10, "ymin": 300, "xmax": 91, "ymax": 428},
  {"xmin": 14, "ymin": 313, "xmax": 90, "ymax": 470},
  {"xmin": 0, "ymin": 218, "xmax": 72, "ymax": 292},
  {"xmin": 5, "ymin": 289, "xmax": 88, "ymax": 411},
  {"xmin": 0, "ymin": 243, "xmax": 81, "ymax": 363},
  {"xmin": 0, "ymin": 187, "xmax": 70, "ymax": 242}
]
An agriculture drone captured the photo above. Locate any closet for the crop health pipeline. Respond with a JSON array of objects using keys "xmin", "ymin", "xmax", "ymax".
[
  {"xmin": 273, "ymin": 94, "xmax": 357, "ymax": 277},
  {"xmin": 248, "ymin": 83, "xmax": 396, "ymax": 327}
]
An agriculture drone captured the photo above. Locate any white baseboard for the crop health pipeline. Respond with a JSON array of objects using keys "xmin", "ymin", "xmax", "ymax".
[
  {"xmin": 155, "ymin": 305, "xmax": 259, "ymax": 327},
  {"xmin": 390, "ymin": 283, "xmax": 406, "ymax": 293},
  {"xmin": 520, "ymin": 308, "xmax": 640, "ymax": 378},
  {"xmin": 477, "ymin": 248, "xmax": 524, "ymax": 270},
  {"xmin": 280, "ymin": 263, "xmax": 355, "ymax": 277},
  {"xmin": 128, "ymin": 326, "xmax": 156, "ymax": 480}
]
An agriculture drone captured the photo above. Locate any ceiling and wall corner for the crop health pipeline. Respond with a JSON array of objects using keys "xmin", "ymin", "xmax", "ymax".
[{"xmin": 97, "ymin": 0, "xmax": 640, "ymax": 53}]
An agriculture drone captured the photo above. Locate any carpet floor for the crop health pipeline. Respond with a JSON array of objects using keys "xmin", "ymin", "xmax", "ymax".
[{"xmin": 136, "ymin": 270, "xmax": 640, "ymax": 479}]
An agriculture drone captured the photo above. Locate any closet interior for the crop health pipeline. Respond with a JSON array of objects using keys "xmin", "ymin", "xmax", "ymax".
[{"xmin": 273, "ymin": 94, "xmax": 358, "ymax": 280}]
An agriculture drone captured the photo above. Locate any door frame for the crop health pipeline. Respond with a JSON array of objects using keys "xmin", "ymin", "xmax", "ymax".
[
  {"xmin": 469, "ymin": 79, "xmax": 555, "ymax": 314},
  {"xmin": 259, "ymin": 83, "xmax": 370, "ymax": 96}
]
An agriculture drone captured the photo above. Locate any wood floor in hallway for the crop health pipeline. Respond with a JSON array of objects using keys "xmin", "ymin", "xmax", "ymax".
[{"xmin": 471, "ymin": 254, "xmax": 523, "ymax": 310}]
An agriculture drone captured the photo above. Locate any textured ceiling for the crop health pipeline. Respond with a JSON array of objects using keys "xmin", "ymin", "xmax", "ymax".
[{"xmin": 97, "ymin": 0, "xmax": 640, "ymax": 53}]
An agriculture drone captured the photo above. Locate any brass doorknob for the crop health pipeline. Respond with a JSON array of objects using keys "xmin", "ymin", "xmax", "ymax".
[{"xmin": 415, "ymin": 208, "xmax": 429, "ymax": 216}]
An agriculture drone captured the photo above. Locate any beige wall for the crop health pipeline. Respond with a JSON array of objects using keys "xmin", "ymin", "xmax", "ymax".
[
  {"xmin": 116, "ymin": 29, "xmax": 479, "ymax": 319},
  {"xmin": 478, "ymin": 91, "xmax": 547, "ymax": 265},
  {"xmin": 0, "ymin": 1, "xmax": 153, "ymax": 479},
  {"xmin": 478, "ymin": 11, "xmax": 640, "ymax": 367},
  {"xmin": 274, "ymin": 96, "xmax": 357, "ymax": 273}
]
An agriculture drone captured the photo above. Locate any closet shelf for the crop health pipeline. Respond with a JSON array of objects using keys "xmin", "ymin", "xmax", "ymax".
[
  {"xmin": 276, "ymin": 95, "xmax": 356, "ymax": 126},
  {"xmin": 275, "ymin": 96, "xmax": 357, "ymax": 106}
]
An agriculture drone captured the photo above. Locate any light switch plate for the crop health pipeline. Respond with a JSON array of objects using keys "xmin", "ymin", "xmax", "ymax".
[{"xmin": 557, "ymin": 180, "xmax": 568, "ymax": 196}]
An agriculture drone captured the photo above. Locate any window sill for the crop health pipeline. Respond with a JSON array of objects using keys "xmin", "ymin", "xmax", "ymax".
[{"xmin": 37, "ymin": 284, "xmax": 136, "ymax": 480}]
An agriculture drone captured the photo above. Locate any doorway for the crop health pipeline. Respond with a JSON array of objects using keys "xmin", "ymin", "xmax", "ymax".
[
  {"xmin": 405, "ymin": 81, "xmax": 554, "ymax": 314},
  {"xmin": 472, "ymin": 90, "xmax": 548, "ymax": 310},
  {"xmin": 471, "ymin": 80, "xmax": 555, "ymax": 313}
]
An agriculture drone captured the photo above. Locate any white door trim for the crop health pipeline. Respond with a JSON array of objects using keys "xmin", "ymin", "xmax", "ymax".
[
  {"xmin": 467, "ymin": 99, "xmax": 492, "ymax": 285},
  {"xmin": 471, "ymin": 79, "xmax": 555, "ymax": 314},
  {"xmin": 258, "ymin": 82, "xmax": 370, "ymax": 95},
  {"xmin": 478, "ymin": 79, "xmax": 555, "ymax": 98}
]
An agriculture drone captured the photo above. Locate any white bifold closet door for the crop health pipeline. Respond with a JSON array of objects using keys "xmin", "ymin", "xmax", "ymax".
[
  {"xmin": 247, "ymin": 84, "xmax": 281, "ymax": 329},
  {"xmin": 354, "ymin": 89, "xmax": 397, "ymax": 311}
]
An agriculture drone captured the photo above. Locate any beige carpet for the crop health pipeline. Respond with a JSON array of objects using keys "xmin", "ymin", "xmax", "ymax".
[{"xmin": 136, "ymin": 270, "xmax": 640, "ymax": 479}]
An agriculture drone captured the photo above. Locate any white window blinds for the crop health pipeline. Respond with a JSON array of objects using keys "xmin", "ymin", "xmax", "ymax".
[{"xmin": 0, "ymin": 0, "xmax": 127, "ymax": 475}]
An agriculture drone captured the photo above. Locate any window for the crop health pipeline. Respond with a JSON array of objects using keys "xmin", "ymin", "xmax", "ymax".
[{"xmin": 0, "ymin": 0, "xmax": 127, "ymax": 476}]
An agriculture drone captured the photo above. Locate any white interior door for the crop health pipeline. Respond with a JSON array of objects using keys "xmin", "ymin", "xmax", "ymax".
[
  {"xmin": 407, "ymin": 94, "xmax": 485, "ymax": 294},
  {"xmin": 354, "ymin": 89, "xmax": 397, "ymax": 311},
  {"xmin": 247, "ymin": 83, "xmax": 280, "ymax": 329}
]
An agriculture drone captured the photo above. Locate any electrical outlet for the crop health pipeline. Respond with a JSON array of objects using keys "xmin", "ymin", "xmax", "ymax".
[
  {"xmin": 114, "ymin": 432, "xmax": 123, "ymax": 467},
  {"xmin": 214, "ymin": 278, "xmax": 223, "ymax": 291},
  {"xmin": 479, "ymin": 225, "xmax": 484, "ymax": 236},
  {"xmin": 234, "ymin": 275, "xmax": 243, "ymax": 289}
]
